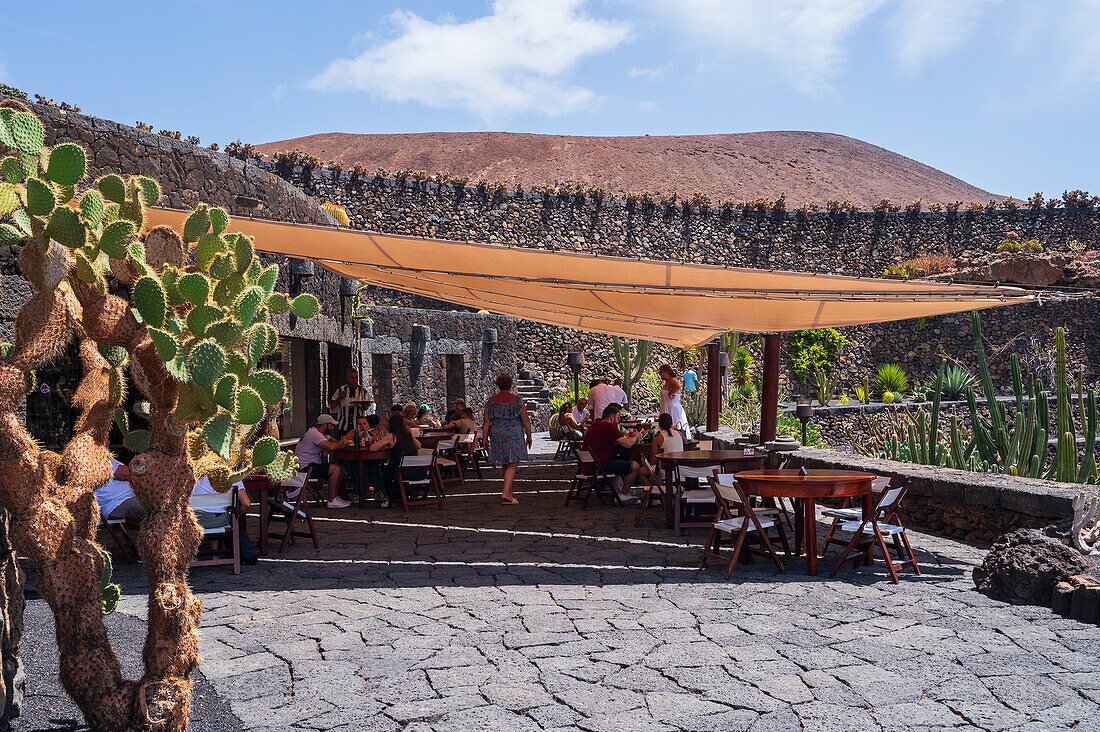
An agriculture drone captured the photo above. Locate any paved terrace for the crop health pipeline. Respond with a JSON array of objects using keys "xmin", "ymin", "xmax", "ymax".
[{"xmin": 22, "ymin": 438, "xmax": 1100, "ymax": 732}]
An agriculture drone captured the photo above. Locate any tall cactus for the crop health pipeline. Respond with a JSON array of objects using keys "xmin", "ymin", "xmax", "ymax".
[
  {"xmin": 0, "ymin": 104, "xmax": 314, "ymax": 730},
  {"xmin": 610, "ymin": 336, "xmax": 653, "ymax": 408}
]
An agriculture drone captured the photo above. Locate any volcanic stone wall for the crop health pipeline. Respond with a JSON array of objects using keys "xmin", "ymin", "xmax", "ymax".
[{"xmin": 274, "ymin": 166, "xmax": 1100, "ymax": 395}]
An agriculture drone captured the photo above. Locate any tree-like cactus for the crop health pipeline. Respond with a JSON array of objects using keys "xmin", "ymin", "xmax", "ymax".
[
  {"xmin": 0, "ymin": 105, "xmax": 313, "ymax": 730},
  {"xmin": 610, "ymin": 336, "xmax": 653, "ymax": 407}
]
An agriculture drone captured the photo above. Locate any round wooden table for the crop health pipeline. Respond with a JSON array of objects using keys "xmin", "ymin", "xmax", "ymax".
[
  {"xmin": 734, "ymin": 469, "xmax": 876, "ymax": 576},
  {"xmin": 417, "ymin": 430, "xmax": 455, "ymax": 449},
  {"xmin": 333, "ymin": 446, "xmax": 391, "ymax": 505},
  {"xmin": 656, "ymin": 450, "xmax": 767, "ymax": 534}
]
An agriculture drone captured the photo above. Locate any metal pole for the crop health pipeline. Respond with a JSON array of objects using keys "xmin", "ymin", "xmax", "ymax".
[
  {"xmin": 760, "ymin": 334, "xmax": 780, "ymax": 445},
  {"xmin": 706, "ymin": 342, "xmax": 721, "ymax": 433}
]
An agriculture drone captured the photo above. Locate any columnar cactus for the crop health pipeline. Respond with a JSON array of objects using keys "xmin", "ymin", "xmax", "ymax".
[
  {"xmin": 0, "ymin": 104, "xmax": 315, "ymax": 730},
  {"xmin": 610, "ymin": 336, "xmax": 653, "ymax": 408}
]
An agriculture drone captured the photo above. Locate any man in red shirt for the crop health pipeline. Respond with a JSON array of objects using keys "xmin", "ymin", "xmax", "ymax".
[{"xmin": 581, "ymin": 404, "xmax": 655, "ymax": 503}]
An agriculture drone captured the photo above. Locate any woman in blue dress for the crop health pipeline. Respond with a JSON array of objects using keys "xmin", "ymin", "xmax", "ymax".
[{"xmin": 483, "ymin": 373, "xmax": 532, "ymax": 504}]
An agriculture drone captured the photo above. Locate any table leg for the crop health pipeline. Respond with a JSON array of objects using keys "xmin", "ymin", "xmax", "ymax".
[
  {"xmin": 793, "ymin": 498, "xmax": 804, "ymax": 556},
  {"xmin": 258, "ymin": 487, "xmax": 269, "ymax": 557},
  {"xmin": 358, "ymin": 459, "xmax": 367, "ymax": 506},
  {"xmin": 804, "ymin": 498, "xmax": 818, "ymax": 576},
  {"xmin": 861, "ymin": 490, "xmax": 874, "ymax": 565},
  {"xmin": 664, "ymin": 464, "xmax": 675, "ymax": 529}
]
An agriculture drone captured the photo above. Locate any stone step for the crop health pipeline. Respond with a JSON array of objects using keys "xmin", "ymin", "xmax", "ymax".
[{"xmin": 514, "ymin": 378, "xmax": 545, "ymax": 387}]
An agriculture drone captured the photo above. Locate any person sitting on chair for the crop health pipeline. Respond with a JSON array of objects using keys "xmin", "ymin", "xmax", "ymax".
[
  {"xmin": 444, "ymin": 398, "xmax": 466, "ymax": 423},
  {"xmin": 580, "ymin": 404, "xmax": 656, "ymax": 504},
  {"xmin": 191, "ymin": 476, "xmax": 258, "ymax": 565},
  {"xmin": 417, "ymin": 404, "xmax": 442, "ymax": 429},
  {"xmin": 445, "ymin": 408, "xmax": 478, "ymax": 435},
  {"xmin": 95, "ymin": 458, "xmax": 144, "ymax": 522},
  {"xmin": 650, "ymin": 412, "xmax": 686, "ymax": 480},
  {"xmin": 571, "ymin": 398, "xmax": 591, "ymax": 429},
  {"xmin": 293, "ymin": 414, "xmax": 350, "ymax": 509}
]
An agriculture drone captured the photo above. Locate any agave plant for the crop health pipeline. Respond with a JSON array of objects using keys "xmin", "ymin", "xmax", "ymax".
[
  {"xmin": 940, "ymin": 364, "xmax": 976, "ymax": 400},
  {"xmin": 874, "ymin": 363, "xmax": 909, "ymax": 397}
]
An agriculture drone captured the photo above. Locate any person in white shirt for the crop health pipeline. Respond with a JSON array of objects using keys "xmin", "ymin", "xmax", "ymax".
[
  {"xmin": 571, "ymin": 397, "xmax": 591, "ymax": 428},
  {"xmin": 330, "ymin": 370, "xmax": 373, "ymax": 433},
  {"xmin": 587, "ymin": 379, "xmax": 617, "ymax": 423},
  {"xmin": 293, "ymin": 415, "xmax": 350, "ymax": 508},
  {"xmin": 191, "ymin": 476, "xmax": 257, "ymax": 564},
  {"xmin": 610, "ymin": 378, "xmax": 629, "ymax": 408},
  {"xmin": 95, "ymin": 458, "xmax": 143, "ymax": 521}
]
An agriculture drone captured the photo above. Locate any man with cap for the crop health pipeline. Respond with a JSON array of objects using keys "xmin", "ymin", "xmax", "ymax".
[
  {"xmin": 330, "ymin": 369, "xmax": 373, "ymax": 433},
  {"xmin": 294, "ymin": 415, "xmax": 350, "ymax": 509}
]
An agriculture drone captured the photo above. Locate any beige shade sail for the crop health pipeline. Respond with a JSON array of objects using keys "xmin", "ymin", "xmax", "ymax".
[{"xmin": 145, "ymin": 209, "xmax": 1037, "ymax": 347}]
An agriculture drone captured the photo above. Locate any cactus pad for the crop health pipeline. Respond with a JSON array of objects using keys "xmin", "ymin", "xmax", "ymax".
[
  {"xmin": 98, "ymin": 549, "xmax": 121, "ymax": 615},
  {"xmin": 235, "ymin": 386, "xmax": 264, "ymax": 425},
  {"xmin": 1, "ymin": 157, "xmax": 19, "ymax": 183},
  {"xmin": 203, "ymin": 412, "xmax": 233, "ymax": 459},
  {"xmin": 46, "ymin": 142, "xmax": 87, "ymax": 185},
  {"xmin": 183, "ymin": 206, "xmax": 211, "ymax": 243},
  {"xmin": 267, "ymin": 292, "xmax": 290, "ymax": 314},
  {"xmin": 234, "ymin": 286, "xmax": 263, "ymax": 327},
  {"xmin": 188, "ymin": 339, "xmax": 227, "ymax": 387},
  {"xmin": 99, "ymin": 344, "xmax": 128, "ymax": 367},
  {"xmin": 132, "ymin": 276, "xmax": 167, "ymax": 329},
  {"xmin": 144, "ymin": 225, "xmax": 185, "ymax": 268},
  {"xmin": 257, "ymin": 264, "xmax": 278, "ymax": 294},
  {"xmin": 234, "ymin": 235, "xmax": 254, "ymax": 273},
  {"xmin": 98, "ymin": 220, "xmax": 135, "ymax": 259},
  {"xmin": 251, "ymin": 436, "xmax": 279, "ymax": 467},
  {"xmin": 118, "ymin": 199, "xmax": 144, "ymax": 228},
  {"xmin": 209, "ymin": 207, "xmax": 229, "ymax": 234},
  {"xmin": 196, "ymin": 233, "xmax": 225, "ymax": 272},
  {"xmin": 0, "ymin": 183, "xmax": 20, "ymax": 217},
  {"xmin": 186, "ymin": 305, "xmax": 222, "ymax": 338},
  {"xmin": 208, "ymin": 320, "xmax": 244, "ymax": 351},
  {"xmin": 178, "ymin": 273, "xmax": 211, "ymax": 306},
  {"xmin": 25, "ymin": 177, "xmax": 55, "ymax": 216},
  {"xmin": 45, "ymin": 206, "xmax": 86, "ymax": 249},
  {"xmin": 79, "ymin": 189, "xmax": 104, "ymax": 227},
  {"xmin": 124, "ymin": 428, "xmax": 151, "ymax": 454},
  {"xmin": 10, "ymin": 111, "xmax": 44, "ymax": 154},
  {"xmin": 209, "ymin": 254, "xmax": 234, "ymax": 281},
  {"xmin": 225, "ymin": 351, "xmax": 250, "ymax": 379},
  {"xmin": 290, "ymin": 293, "xmax": 320, "ymax": 319},
  {"xmin": 248, "ymin": 369, "xmax": 286, "ymax": 406},
  {"xmin": 148, "ymin": 327, "xmax": 180, "ymax": 363},
  {"xmin": 266, "ymin": 450, "xmax": 299, "ymax": 482},
  {"xmin": 134, "ymin": 176, "xmax": 161, "ymax": 207},
  {"xmin": 97, "ymin": 174, "xmax": 126, "ymax": 204},
  {"xmin": 0, "ymin": 224, "xmax": 23, "ymax": 245},
  {"xmin": 213, "ymin": 374, "xmax": 238, "ymax": 411}
]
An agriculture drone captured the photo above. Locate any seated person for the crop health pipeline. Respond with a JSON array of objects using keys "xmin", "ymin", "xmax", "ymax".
[
  {"xmin": 417, "ymin": 404, "xmax": 442, "ymax": 429},
  {"xmin": 445, "ymin": 407, "xmax": 479, "ymax": 435},
  {"xmin": 402, "ymin": 402, "xmax": 420, "ymax": 430},
  {"xmin": 580, "ymin": 404, "xmax": 655, "ymax": 503},
  {"xmin": 343, "ymin": 414, "xmax": 373, "ymax": 446},
  {"xmin": 293, "ymin": 414, "xmax": 350, "ymax": 509},
  {"xmin": 444, "ymin": 398, "xmax": 466, "ymax": 423},
  {"xmin": 559, "ymin": 402, "xmax": 585, "ymax": 440},
  {"xmin": 571, "ymin": 398, "xmax": 591, "ymax": 429},
  {"xmin": 650, "ymin": 413, "xmax": 686, "ymax": 478},
  {"xmin": 192, "ymin": 475, "xmax": 258, "ymax": 565},
  {"xmin": 95, "ymin": 458, "xmax": 143, "ymax": 522},
  {"xmin": 383, "ymin": 413, "xmax": 422, "ymax": 509}
]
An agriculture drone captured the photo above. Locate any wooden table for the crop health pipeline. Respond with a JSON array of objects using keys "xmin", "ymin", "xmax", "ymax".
[
  {"xmin": 242, "ymin": 474, "xmax": 273, "ymax": 556},
  {"xmin": 333, "ymin": 446, "xmax": 391, "ymax": 505},
  {"xmin": 734, "ymin": 469, "xmax": 876, "ymax": 576},
  {"xmin": 417, "ymin": 430, "xmax": 455, "ymax": 449},
  {"xmin": 656, "ymin": 450, "xmax": 766, "ymax": 534}
]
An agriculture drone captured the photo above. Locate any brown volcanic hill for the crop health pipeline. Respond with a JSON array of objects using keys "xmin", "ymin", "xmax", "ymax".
[{"xmin": 255, "ymin": 131, "xmax": 1001, "ymax": 208}]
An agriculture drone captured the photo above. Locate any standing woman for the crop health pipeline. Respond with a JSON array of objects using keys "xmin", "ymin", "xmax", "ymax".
[
  {"xmin": 658, "ymin": 364, "xmax": 690, "ymax": 436},
  {"xmin": 484, "ymin": 373, "xmax": 532, "ymax": 504}
]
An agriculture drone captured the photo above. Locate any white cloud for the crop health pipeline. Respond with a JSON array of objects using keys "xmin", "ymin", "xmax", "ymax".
[
  {"xmin": 308, "ymin": 0, "xmax": 630, "ymax": 118},
  {"xmin": 629, "ymin": 64, "xmax": 669, "ymax": 80},
  {"xmin": 652, "ymin": 0, "xmax": 884, "ymax": 94},
  {"xmin": 889, "ymin": 0, "xmax": 999, "ymax": 72},
  {"xmin": 270, "ymin": 83, "xmax": 287, "ymax": 100}
]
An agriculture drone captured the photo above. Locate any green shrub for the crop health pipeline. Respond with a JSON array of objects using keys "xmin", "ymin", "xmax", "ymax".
[
  {"xmin": 788, "ymin": 328, "xmax": 847, "ymax": 384},
  {"xmin": 1022, "ymin": 239, "xmax": 1043, "ymax": 253},
  {"xmin": 874, "ymin": 364, "xmax": 909, "ymax": 397},
  {"xmin": 550, "ymin": 381, "xmax": 588, "ymax": 412},
  {"xmin": 997, "ymin": 239, "xmax": 1022, "ymax": 253}
]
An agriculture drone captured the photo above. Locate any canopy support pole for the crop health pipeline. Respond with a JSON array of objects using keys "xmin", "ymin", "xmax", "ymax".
[
  {"xmin": 760, "ymin": 334, "xmax": 780, "ymax": 445},
  {"xmin": 705, "ymin": 342, "xmax": 720, "ymax": 433}
]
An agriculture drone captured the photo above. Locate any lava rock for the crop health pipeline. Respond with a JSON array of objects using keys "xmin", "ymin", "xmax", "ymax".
[{"xmin": 973, "ymin": 528, "xmax": 1094, "ymax": 606}]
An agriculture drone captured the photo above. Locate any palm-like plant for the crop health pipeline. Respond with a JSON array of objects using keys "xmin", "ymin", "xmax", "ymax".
[{"xmin": 874, "ymin": 364, "xmax": 909, "ymax": 397}]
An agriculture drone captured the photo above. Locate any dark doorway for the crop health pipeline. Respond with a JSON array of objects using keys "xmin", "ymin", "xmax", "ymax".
[
  {"xmin": 445, "ymin": 355, "xmax": 466, "ymax": 408},
  {"xmin": 372, "ymin": 354, "xmax": 394, "ymax": 412},
  {"xmin": 328, "ymin": 344, "xmax": 353, "ymax": 405}
]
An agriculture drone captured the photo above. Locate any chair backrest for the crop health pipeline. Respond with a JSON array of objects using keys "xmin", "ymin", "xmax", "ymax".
[
  {"xmin": 190, "ymin": 491, "xmax": 233, "ymax": 512},
  {"xmin": 280, "ymin": 465, "xmax": 312, "ymax": 501},
  {"xmin": 707, "ymin": 471, "xmax": 748, "ymax": 518},
  {"xmin": 576, "ymin": 449, "xmax": 596, "ymax": 464},
  {"xmin": 436, "ymin": 437, "xmax": 456, "ymax": 451},
  {"xmin": 417, "ymin": 448, "xmax": 435, "ymax": 457},
  {"xmin": 677, "ymin": 464, "xmax": 721, "ymax": 481},
  {"xmin": 401, "ymin": 454, "xmax": 434, "ymax": 468},
  {"xmin": 876, "ymin": 480, "xmax": 908, "ymax": 514},
  {"xmin": 871, "ymin": 476, "xmax": 892, "ymax": 492},
  {"xmin": 458, "ymin": 433, "xmax": 475, "ymax": 445}
]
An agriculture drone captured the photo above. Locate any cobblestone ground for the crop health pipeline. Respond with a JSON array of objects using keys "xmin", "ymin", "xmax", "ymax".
[{"xmin": 101, "ymin": 442, "xmax": 1100, "ymax": 732}]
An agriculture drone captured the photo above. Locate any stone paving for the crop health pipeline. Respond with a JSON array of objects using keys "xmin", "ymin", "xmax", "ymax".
[{"xmin": 94, "ymin": 443, "xmax": 1100, "ymax": 732}]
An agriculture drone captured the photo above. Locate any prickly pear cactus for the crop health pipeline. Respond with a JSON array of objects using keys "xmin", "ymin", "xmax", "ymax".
[{"xmin": 0, "ymin": 105, "xmax": 314, "ymax": 730}]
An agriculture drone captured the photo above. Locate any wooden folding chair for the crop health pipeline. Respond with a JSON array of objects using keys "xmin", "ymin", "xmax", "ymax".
[
  {"xmin": 700, "ymin": 472, "xmax": 789, "ymax": 577},
  {"xmin": 398, "ymin": 453, "xmax": 444, "ymax": 512},
  {"xmin": 456, "ymin": 433, "xmax": 478, "ymax": 478},
  {"xmin": 673, "ymin": 464, "xmax": 721, "ymax": 535},
  {"xmin": 819, "ymin": 475, "xmax": 895, "ymax": 556},
  {"xmin": 565, "ymin": 450, "xmax": 622, "ymax": 508},
  {"xmin": 634, "ymin": 456, "xmax": 666, "ymax": 526},
  {"xmin": 190, "ymin": 491, "xmax": 241, "ymax": 575},
  {"xmin": 828, "ymin": 480, "xmax": 920, "ymax": 584},
  {"xmin": 100, "ymin": 516, "xmax": 138, "ymax": 563},
  {"xmin": 433, "ymin": 438, "xmax": 464, "ymax": 493},
  {"xmin": 268, "ymin": 467, "xmax": 321, "ymax": 554}
]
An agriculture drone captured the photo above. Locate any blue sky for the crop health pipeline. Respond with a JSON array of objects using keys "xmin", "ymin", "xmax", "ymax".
[{"xmin": 2, "ymin": 0, "xmax": 1098, "ymax": 199}]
